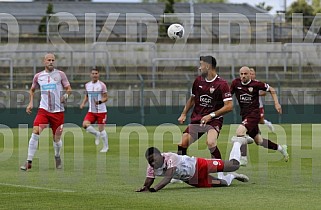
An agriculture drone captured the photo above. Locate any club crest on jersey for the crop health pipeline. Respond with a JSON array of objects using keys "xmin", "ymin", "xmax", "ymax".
[
  {"xmin": 210, "ymin": 87, "xmax": 215, "ymax": 93},
  {"xmin": 248, "ymin": 87, "xmax": 253, "ymax": 92}
]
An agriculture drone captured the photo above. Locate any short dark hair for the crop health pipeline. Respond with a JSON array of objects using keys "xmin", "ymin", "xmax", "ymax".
[
  {"xmin": 200, "ymin": 56, "xmax": 216, "ymax": 68},
  {"xmin": 91, "ymin": 67, "xmax": 99, "ymax": 72},
  {"xmin": 145, "ymin": 147, "xmax": 161, "ymax": 158}
]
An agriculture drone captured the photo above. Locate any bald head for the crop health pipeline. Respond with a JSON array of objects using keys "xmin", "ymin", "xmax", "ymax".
[
  {"xmin": 239, "ymin": 66, "xmax": 251, "ymax": 84},
  {"xmin": 44, "ymin": 53, "xmax": 55, "ymax": 72}
]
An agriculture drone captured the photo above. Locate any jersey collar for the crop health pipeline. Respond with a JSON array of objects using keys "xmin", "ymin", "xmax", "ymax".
[{"xmin": 205, "ymin": 74, "xmax": 218, "ymax": 82}]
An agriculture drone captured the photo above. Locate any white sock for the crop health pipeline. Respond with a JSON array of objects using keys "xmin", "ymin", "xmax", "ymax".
[
  {"xmin": 277, "ymin": 145, "xmax": 282, "ymax": 151},
  {"xmin": 217, "ymin": 172, "xmax": 224, "ymax": 179},
  {"xmin": 27, "ymin": 133, "xmax": 39, "ymax": 161},
  {"xmin": 86, "ymin": 125, "xmax": 99, "ymax": 136},
  {"xmin": 53, "ymin": 140, "xmax": 62, "ymax": 157},
  {"xmin": 229, "ymin": 142, "xmax": 241, "ymax": 162},
  {"xmin": 100, "ymin": 130, "xmax": 109, "ymax": 148},
  {"xmin": 264, "ymin": 119, "xmax": 271, "ymax": 124},
  {"xmin": 221, "ymin": 174, "xmax": 235, "ymax": 186}
]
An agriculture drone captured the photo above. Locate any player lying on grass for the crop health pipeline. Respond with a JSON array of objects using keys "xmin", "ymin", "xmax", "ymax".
[{"xmin": 136, "ymin": 136, "xmax": 253, "ymax": 192}]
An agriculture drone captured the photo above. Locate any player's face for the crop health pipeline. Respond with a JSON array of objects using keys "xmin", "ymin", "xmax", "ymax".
[
  {"xmin": 44, "ymin": 54, "xmax": 55, "ymax": 72},
  {"xmin": 90, "ymin": 70, "xmax": 99, "ymax": 82},
  {"xmin": 147, "ymin": 154, "xmax": 164, "ymax": 169},
  {"xmin": 250, "ymin": 70, "xmax": 256, "ymax": 80},
  {"xmin": 240, "ymin": 68, "xmax": 251, "ymax": 83},
  {"xmin": 199, "ymin": 61, "xmax": 209, "ymax": 78}
]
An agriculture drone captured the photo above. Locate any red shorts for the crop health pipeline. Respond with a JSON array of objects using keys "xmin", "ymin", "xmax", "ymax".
[
  {"xmin": 260, "ymin": 107, "xmax": 264, "ymax": 118},
  {"xmin": 183, "ymin": 119, "xmax": 223, "ymax": 141},
  {"xmin": 188, "ymin": 158, "xmax": 224, "ymax": 188},
  {"xmin": 84, "ymin": 112, "xmax": 107, "ymax": 124},
  {"xmin": 33, "ymin": 108, "xmax": 64, "ymax": 136}
]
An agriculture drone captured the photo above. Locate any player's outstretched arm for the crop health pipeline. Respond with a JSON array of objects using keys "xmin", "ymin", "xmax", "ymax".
[
  {"xmin": 150, "ymin": 167, "xmax": 176, "ymax": 192},
  {"xmin": 269, "ymin": 86, "xmax": 282, "ymax": 114},
  {"xmin": 135, "ymin": 177, "xmax": 154, "ymax": 192},
  {"xmin": 178, "ymin": 96, "xmax": 195, "ymax": 124}
]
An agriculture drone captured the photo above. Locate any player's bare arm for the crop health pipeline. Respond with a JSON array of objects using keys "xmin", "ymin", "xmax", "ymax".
[
  {"xmin": 135, "ymin": 177, "xmax": 155, "ymax": 192},
  {"xmin": 178, "ymin": 96, "xmax": 195, "ymax": 124},
  {"xmin": 269, "ymin": 86, "xmax": 282, "ymax": 114},
  {"xmin": 61, "ymin": 85, "xmax": 72, "ymax": 103},
  {"xmin": 80, "ymin": 94, "xmax": 88, "ymax": 109},
  {"xmin": 26, "ymin": 87, "xmax": 36, "ymax": 114},
  {"xmin": 151, "ymin": 167, "xmax": 176, "ymax": 192},
  {"xmin": 200, "ymin": 100, "xmax": 233, "ymax": 124}
]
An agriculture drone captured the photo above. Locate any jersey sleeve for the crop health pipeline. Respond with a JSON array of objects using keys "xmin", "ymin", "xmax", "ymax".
[
  {"xmin": 230, "ymin": 80, "xmax": 235, "ymax": 95},
  {"xmin": 257, "ymin": 81, "xmax": 270, "ymax": 92},
  {"xmin": 59, "ymin": 71, "xmax": 70, "ymax": 87},
  {"xmin": 191, "ymin": 78, "xmax": 198, "ymax": 97},
  {"xmin": 146, "ymin": 165, "xmax": 155, "ymax": 178},
  {"xmin": 221, "ymin": 81, "xmax": 232, "ymax": 101},
  {"xmin": 101, "ymin": 82, "xmax": 108, "ymax": 93},
  {"xmin": 31, "ymin": 73, "xmax": 40, "ymax": 89}
]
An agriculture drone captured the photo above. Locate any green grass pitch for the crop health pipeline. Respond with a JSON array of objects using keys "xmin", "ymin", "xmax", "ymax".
[{"xmin": 0, "ymin": 124, "xmax": 320, "ymax": 209}]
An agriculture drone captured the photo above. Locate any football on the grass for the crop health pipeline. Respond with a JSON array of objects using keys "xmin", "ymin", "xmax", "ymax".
[{"xmin": 167, "ymin": 23, "xmax": 185, "ymax": 40}]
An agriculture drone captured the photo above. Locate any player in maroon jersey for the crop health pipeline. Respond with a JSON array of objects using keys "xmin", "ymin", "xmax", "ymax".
[
  {"xmin": 230, "ymin": 66, "xmax": 289, "ymax": 163},
  {"xmin": 177, "ymin": 56, "xmax": 233, "ymax": 161}
]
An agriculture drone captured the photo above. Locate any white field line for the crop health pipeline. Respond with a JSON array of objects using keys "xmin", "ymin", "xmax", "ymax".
[{"xmin": 0, "ymin": 182, "xmax": 75, "ymax": 193}]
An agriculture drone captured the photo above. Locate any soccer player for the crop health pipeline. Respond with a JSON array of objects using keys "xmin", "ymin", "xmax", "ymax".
[
  {"xmin": 239, "ymin": 68, "xmax": 275, "ymax": 166},
  {"xmin": 230, "ymin": 66, "xmax": 289, "ymax": 166},
  {"xmin": 136, "ymin": 137, "xmax": 252, "ymax": 192},
  {"xmin": 80, "ymin": 68, "xmax": 109, "ymax": 153},
  {"xmin": 20, "ymin": 53, "xmax": 72, "ymax": 171},
  {"xmin": 177, "ymin": 56, "xmax": 233, "ymax": 161}
]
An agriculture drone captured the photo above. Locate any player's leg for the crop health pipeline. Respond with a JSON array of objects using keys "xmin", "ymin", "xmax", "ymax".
[
  {"xmin": 236, "ymin": 124, "xmax": 249, "ymax": 166},
  {"xmin": 254, "ymin": 134, "xmax": 289, "ymax": 162},
  {"xmin": 21, "ymin": 109, "xmax": 48, "ymax": 171},
  {"xmin": 51, "ymin": 112, "xmax": 64, "ymax": 169},
  {"xmin": 177, "ymin": 124, "xmax": 199, "ymax": 155},
  {"xmin": 83, "ymin": 112, "xmax": 100, "ymax": 145},
  {"xmin": 98, "ymin": 113, "xmax": 108, "ymax": 153}
]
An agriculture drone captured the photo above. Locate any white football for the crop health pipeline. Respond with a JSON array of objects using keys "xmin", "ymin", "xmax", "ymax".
[{"xmin": 167, "ymin": 23, "xmax": 185, "ymax": 40}]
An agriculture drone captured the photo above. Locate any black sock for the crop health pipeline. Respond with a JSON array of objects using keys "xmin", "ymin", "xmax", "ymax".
[
  {"xmin": 209, "ymin": 146, "xmax": 222, "ymax": 159},
  {"xmin": 177, "ymin": 145, "xmax": 187, "ymax": 155},
  {"xmin": 261, "ymin": 138, "xmax": 278, "ymax": 150}
]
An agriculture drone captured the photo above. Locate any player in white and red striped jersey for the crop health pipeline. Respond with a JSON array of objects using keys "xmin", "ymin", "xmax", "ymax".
[
  {"xmin": 80, "ymin": 68, "xmax": 109, "ymax": 152},
  {"xmin": 136, "ymin": 136, "xmax": 253, "ymax": 192},
  {"xmin": 21, "ymin": 53, "xmax": 72, "ymax": 171}
]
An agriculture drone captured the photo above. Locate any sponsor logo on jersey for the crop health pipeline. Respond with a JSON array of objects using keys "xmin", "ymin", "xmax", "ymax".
[
  {"xmin": 41, "ymin": 84, "xmax": 56, "ymax": 90},
  {"xmin": 240, "ymin": 93, "xmax": 252, "ymax": 103},
  {"xmin": 199, "ymin": 94, "xmax": 213, "ymax": 107}
]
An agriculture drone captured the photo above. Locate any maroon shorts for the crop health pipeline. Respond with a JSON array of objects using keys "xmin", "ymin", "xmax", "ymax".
[
  {"xmin": 33, "ymin": 108, "xmax": 64, "ymax": 136},
  {"xmin": 84, "ymin": 112, "xmax": 107, "ymax": 124},
  {"xmin": 241, "ymin": 114, "xmax": 260, "ymax": 139},
  {"xmin": 183, "ymin": 118, "xmax": 223, "ymax": 141},
  {"xmin": 188, "ymin": 158, "xmax": 224, "ymax": 188}
]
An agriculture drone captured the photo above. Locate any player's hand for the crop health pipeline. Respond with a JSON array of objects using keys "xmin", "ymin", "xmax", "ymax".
[
  {"xmin": 135, "ymin": 186, "xmax": 149, "ymax": 192},
  {"xmin": 26, "ymin": 104, "xmax": 33, "ymax": 114},
  {"xmin": 178, "ymin": 114, "xmax": 186, "ymax": 124},
  {"xmin": 80, "ymin": 104, "xmax": 84, "ymax": 109},
  {"xmin": 275, "ymin": 103, "xmax": 282, "ymax": 114},
  {"xmin": 200, "ymin": 115, "xmax": 211, "ymax": 127},
  {"xmin": 61, "ymin": 94, "xmax": 69, "ymax": 104}
]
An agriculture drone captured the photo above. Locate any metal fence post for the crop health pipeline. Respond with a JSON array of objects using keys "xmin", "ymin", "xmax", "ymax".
[{"xmin": 138, "ymin": 74, "xmax": 144, "ymax": 125}]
